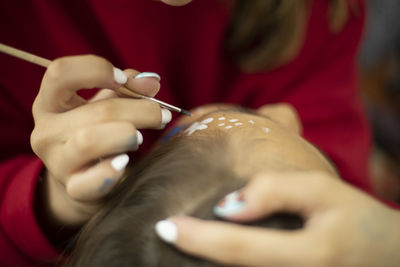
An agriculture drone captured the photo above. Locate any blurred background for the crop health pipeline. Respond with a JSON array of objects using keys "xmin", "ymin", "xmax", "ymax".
[{"xmin": 360, "ymin": 0, "xmax": 400, "ymax": 203}]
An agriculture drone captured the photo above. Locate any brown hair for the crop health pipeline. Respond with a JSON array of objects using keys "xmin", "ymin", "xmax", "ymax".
[
  {"xmin": 226, "ymin": 0, "xmax": 354, "ymax": 71},
  {"xmin": 64, "ymin": 132, "xmax": 302, "ymax": 267}
]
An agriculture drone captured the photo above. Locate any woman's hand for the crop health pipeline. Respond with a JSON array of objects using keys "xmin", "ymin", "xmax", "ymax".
[
  {"xmin": 31, "ymin": 55, "xmax": 171, "ymax": 226},
  {"xmin": 155, "ymin": 171, "xmax": 400, "ymax": 267}
]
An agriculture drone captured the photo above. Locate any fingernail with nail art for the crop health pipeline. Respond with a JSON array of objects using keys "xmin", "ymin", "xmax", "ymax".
[
  {"xmin": 155, "ymin": 220, "xmax": 178, "ymax": 244},
  {"xmin": 111, "ymin": 153, "xmax": 129, "ymax": 171},
  {"xmin": 113, "ymin": 67, "xmax": 128, "ymax": 84},
  {"xmin": 135, "ymin": 72, "xmax": 161, "ymax": 81},
  {"xmin": 213, "ymin": 190, "xmax": 246, "ymax": 217}
]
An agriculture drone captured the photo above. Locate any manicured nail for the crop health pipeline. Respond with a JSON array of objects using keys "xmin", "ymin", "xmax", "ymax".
[
  {"xmin": 155, "ymin": 220, "xmax": 178, "ymax": 244},
  {"xmin": 213, "ymin": 190, "xmax": 246, "ymax": 217},
  {"xmin": 111, "ymin": 154, "xmax": 129, "ymax": 171},
  {"xmin": 135, "ymin": 72, "xmax": 161, "ymax": 81},
  {"xmin": 161, "ymin": 108, "xmax": 172, "ymax": 125},
  {"xmin": 136, "ymin": 130, "xmax": 143, "ymax": 145},
  {"xmin": 113, "ymin": 67, "xmax": 128, "ymax": 84}
]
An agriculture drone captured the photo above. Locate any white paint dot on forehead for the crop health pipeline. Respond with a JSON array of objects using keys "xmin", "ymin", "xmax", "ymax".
[
  {"xmin": 225, "ymin": 126, "xmax": 233, "ymax": 129},
  {"xmin": 234, "ymin": 122, "xmax": 243, "ymax": 126},
  {"xmin": 262, "ymin": 127, "xmax": 270, "ymax": 133},
  {"xmin": 218, "ymin": 117, "xmax": 226, "ymax": 120},
  {"xmin": 229, "ymin": 119, "xmax": 239, "ymax": 122},
  {"xmin": 201, "ymin": 118, "xmax": 214, "ymax": 124},
  {"xmin": 218, "ymin": 123, "xmax": 225, "ymax": 127},
  {"xmin": 248, "ymin": 120, "xmax": 255, "ymax": 124}
]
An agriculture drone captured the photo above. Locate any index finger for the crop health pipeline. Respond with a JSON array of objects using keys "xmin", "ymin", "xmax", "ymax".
[
  {"xmin": 35, "ymin": 55, "xmax": 125, "ymax": 113},
  {"xmin": 156, "ymin": 216, "xmax": 318, "ymax": 267}
]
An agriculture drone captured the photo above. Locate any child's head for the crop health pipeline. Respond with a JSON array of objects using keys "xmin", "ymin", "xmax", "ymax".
[{"xmin": 65, "ymin": 104, "xmax": 337, "ymax": 266}]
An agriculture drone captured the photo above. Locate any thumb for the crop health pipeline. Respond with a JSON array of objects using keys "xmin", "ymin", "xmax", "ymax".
[{"xmin": 214, "ymin": 171, "xmax": 337, "ymax": 222}]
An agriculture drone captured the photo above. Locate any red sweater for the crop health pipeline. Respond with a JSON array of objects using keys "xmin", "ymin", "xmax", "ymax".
[{"xmin": 0, "ymin": 0, "xmax": 372, "ymax": 265}]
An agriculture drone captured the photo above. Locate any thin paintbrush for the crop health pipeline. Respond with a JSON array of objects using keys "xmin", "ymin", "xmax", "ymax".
[{"xmin": 0, "ymin": 42, "xmax": 192, "ymax": 116}]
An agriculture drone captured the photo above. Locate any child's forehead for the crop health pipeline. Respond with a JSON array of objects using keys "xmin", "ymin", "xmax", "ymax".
[
  {"xmin": 161, "ymin": 109, "xmax": 271, "ymax": 143},
  {"xmin": 182, "ymin": 110, "xmax": 273, "ymax": 137}
]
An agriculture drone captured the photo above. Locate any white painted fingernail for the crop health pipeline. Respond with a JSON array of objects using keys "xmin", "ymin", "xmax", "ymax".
[
  {"xmin": 113, "ymin": 67, "xmax": 128, "ymax": 84},
  {"xmin": 136, "ymin": 130, "xmax": 143, "ymax": 145},
  {"xmin": 161, "ymin": 108, "xmax": 172, "ymax": 125},
  {"xmin": 111, "ymin": 153, "xmax": 129, "ymax": 171},
  {"xmin": 213, "ymin": 191, "xmax": 246, "ymax": 217},
  {"xmin": 135, "ymin": 72, "xmax": 161, "ymax": 81},
  {"xmin": 155, "ymin": 220, "xmax": 178, "ymax": 244}
]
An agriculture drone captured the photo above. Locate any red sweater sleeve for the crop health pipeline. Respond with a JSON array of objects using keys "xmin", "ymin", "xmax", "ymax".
[{"xmin": 0, "ymin": 156, "xmax": 59, "ymax": 265}]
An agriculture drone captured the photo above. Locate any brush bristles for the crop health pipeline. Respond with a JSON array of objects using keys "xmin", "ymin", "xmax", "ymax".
[{"xmin": 180, "ymin": 109, "xmax": 192, "ymax": 116}]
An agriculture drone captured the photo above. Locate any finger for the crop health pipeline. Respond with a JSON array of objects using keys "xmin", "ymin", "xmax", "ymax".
[
  {"xmin": 66, "ymin": 154, "xmax": 130, "ymax": 201},
  {"xmin": 213, "ymin": 171, "xmax": 337, "ymax": 222},
  {"xmin": 124, "ymin": 69, "xmax": 161, "ymax": 97},
  {"xmin": 57, "ymin": 121, "xmax": 142, "ymax": 177},
  {"xmin": 61, "ymin": 98, "xmax": 172, "ymax": 129},
  {"xmin": 89, "ymin": 88, "xmax": 119, "ymax": 103},
  {"xmin": 156, "ymin": 216, "xmax": 315, "ymax": 267},
  {"xmin": 36, "ymin": 55, "xmax": 127, "ymax": 113}
]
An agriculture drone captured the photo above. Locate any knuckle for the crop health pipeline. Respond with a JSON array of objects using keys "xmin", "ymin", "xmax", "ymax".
[
  {"xmin": 91, "ymin": 102, "xmax": 115, "ymax": 123},
  {"xmin": 46, "ymin": 57, "xmax": 69, "ymax": 80},
  {"xmin": 30, "ymin": 128, "xmax": 45, "ymax": 155},
  {"xmin": 30, "ymin": 124, "xmax": 53, "ymax": 157},
  {"xmin": 65, "ymin": 180, "xmax": 80, "ymax": 200},
  {"xmin": 70, "ymin": 128, "xmax": 96, "ymax": 154}
]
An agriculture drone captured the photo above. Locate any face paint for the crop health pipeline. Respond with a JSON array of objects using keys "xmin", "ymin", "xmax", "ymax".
[
  {"xmin": 229, "ymin": 119, "xmax": 239, "ymax": 122},
  {"xmin": 218, "ymin": 117, "xmax": 226, "ymax": 120},
  {"xmin": 201, "ymin": 118, "xmax": 214, "ymax": 124},
  {"xmin": 248, "ymin": 120, "xmax": 255, "ymax": 124},
  {"xmin": 218, "ymin": 123, "xmax": 225, "ymax": 127},
  {"xmin": 184, "ymin": 122, "xmax": 209, "ymax": 136},
  {"xmin": 262, "ymin": 127, "xmax": 270, "ymax": 133},
  {"xmin": 225, "ymin": 126, "xmax": 233, "ymax": 129},
  {"xmin": 234, "ymin": 122, "xmax": 243, "ymax": 126}
]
